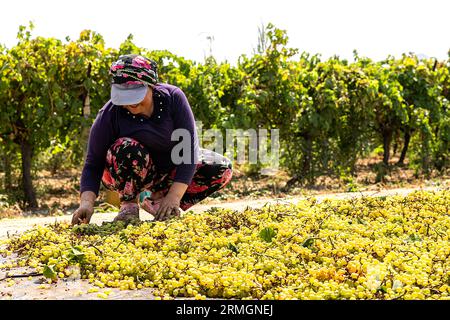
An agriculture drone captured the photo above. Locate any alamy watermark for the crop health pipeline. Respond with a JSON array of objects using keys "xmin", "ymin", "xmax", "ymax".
[{"xmin": 171, "ymin": 121, "xmax": 280, "ymax": 172}]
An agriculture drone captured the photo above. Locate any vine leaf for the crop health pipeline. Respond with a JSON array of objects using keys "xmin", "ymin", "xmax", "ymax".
[
  {"xmin": 259, "ymin": 227, "xmax": 277, "ymax": 242},
  {"xmin": 227, "ymin": 243, "xmax": 239, "ymax": 254},
  {"xmin": 43, "ymin": 264, "xmax": 57, "ymax": 280},
  {"xmin": 302, "ymin": 238, "xmax": 315, "ymax": 248},
  {"xmin": 67, "ymin": 245, "xmax": 85, "ymax": 263}
]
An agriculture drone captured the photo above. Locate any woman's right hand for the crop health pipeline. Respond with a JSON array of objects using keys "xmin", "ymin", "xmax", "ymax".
[
  {"xmin": 71, "ymin": 191, "xmax": 96, "ymax": 225},
  {"xmin": 71, "ymin": 204, "xmax": 94, "ymax": 225}
]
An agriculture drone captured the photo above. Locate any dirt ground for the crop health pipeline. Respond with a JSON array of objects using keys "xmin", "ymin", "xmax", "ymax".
[
  {"xmin": 1, "ymin": 183, "xmax": 448, "ymax": 300},
  {"xmin": 1, "ymin": 154, "xmax": 448, "ymax": 219}
]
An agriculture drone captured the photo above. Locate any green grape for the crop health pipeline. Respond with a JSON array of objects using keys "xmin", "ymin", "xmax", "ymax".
[{"xmin": 0, "ymin": 190, "xmax": 449, "ymax": 299}]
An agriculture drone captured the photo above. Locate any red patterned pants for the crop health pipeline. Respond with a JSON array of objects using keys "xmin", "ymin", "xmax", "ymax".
[{"xmin": 101, "ymin": 137, "xmax": 233, "ymax": 211}]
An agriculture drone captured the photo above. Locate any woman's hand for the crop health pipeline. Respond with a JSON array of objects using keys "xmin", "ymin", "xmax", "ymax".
[
  {"xmin": 154, "ymin": 193, "xmax": 181, "ymax": 221},
  {"xmin": 71, "ymin": 191, "xmax": 96, "ymax": 225},
  {"xmin": 71, "ymin": 204, "xmax": 94, "ymax": 225},
  {"xmin": 154, "ymin": 182, "xmax": 187, "ymax": 221}
]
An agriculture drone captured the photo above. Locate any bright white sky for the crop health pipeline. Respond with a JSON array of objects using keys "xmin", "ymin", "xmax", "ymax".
[{"xmin": 2, "ymin": 0, "xmax": 449, "ymax": 63}]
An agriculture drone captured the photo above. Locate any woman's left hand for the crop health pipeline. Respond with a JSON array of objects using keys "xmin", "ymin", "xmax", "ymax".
[{"xmin": 154, "ymin": 193, "xmax": 181, "ymax": 221}]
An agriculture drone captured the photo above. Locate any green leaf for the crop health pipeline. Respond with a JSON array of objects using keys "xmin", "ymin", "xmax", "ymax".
[
  {"xmin": 377, "ymin": 285, "xmax": 388, "ymax": 293},
  {"xmin": 43, "ymin": 264, "xmax": 57, "ymax": 280},
  {"xmin": 357, "ymin": 217, "xmax": 367, "ymax": 225},
  {"xmin": 67, "ymin": 246, "xmax": 85, "ymax": 263},
  {"xmin": 259, "ymin": 227, "xmax": 277, "ymax": 242},
  {"xmin": 302, "ymin": 238, "xmax": 315, "ymax": 248},
  {"xmin": 71, "ymin": 246, "xmax": 84, "ymax": 256},
  {"xmin": 227, "ymin": 243, "xmax": 239, "ymax": 254},
  {"xmin": 407, "ymin": 234, "xmax": 422, "ymax": 242},
  {"xmin": 119, "ymin": 232, "xmax": 128, "ymax": 243}
]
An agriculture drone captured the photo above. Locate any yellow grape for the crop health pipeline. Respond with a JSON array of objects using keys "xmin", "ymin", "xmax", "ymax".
[{"xmin": 0, "ymin": 190, "xmax": 449, "ymax": 300}]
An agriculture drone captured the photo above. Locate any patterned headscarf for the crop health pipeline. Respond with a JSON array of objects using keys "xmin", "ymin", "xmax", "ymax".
[{"xmin": 110, "ymin": 54, "xmax": 159, "ymax": 86}]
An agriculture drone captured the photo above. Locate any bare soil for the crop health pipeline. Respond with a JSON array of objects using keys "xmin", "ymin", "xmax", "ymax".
[{"xmin": 0, "ymin": 154, "xmax": 448, "ymax": 219}]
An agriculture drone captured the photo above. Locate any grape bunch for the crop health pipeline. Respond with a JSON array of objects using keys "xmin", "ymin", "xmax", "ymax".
[{"xmin": 1, "ymin": 189, "xmax": 449, "ymax": 300}]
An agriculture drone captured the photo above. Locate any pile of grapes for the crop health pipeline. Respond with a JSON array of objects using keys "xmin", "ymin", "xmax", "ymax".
[{"xmin": 1, "ymin": 190, "xmax": 449, "ymax": 300}]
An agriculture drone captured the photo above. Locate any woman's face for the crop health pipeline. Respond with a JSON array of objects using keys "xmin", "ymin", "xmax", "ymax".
[{"xmin": 123, "ymin": 86, "xmax": 153, "ymax": 115}]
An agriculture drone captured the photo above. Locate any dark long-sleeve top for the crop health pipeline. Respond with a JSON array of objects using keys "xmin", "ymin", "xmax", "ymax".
[{"xmin": 80, "ymin": 83, "xmax": 199, "ymax": 197}]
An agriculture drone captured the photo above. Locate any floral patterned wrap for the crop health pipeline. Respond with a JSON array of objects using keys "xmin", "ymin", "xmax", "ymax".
[{"xmin": 110, "ymin": 54, "xmax": 159, "ymax": 86}]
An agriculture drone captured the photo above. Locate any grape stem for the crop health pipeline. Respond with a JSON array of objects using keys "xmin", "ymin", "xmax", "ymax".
[{"xmin": 0, "ymin": 271, "xmax": 43, "ymax": 281}]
